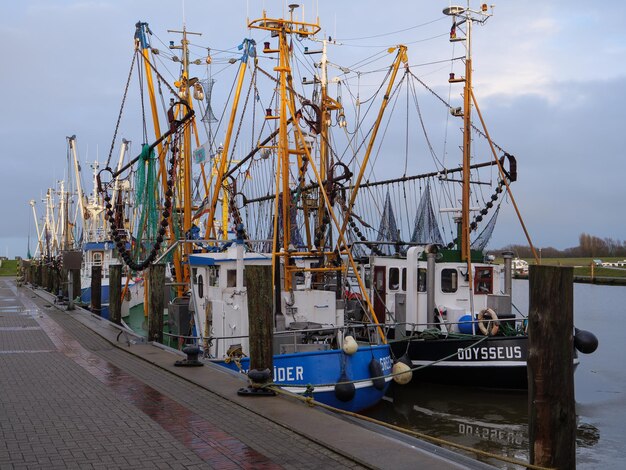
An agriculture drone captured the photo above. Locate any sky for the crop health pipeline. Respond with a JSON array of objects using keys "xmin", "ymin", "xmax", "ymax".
[{"xmin": 1, "ymin": 0, "xmax": 625, "ymax": 258}]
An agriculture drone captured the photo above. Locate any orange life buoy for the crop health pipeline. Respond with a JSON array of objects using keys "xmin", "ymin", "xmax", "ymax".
[{"xmin": 477, "ymin": 308, "xmax": 500, "ymax": 336}]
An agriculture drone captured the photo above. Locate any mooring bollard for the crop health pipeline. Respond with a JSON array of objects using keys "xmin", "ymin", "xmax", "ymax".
[{"xmin": 174, "ymin": 345, "xmax": 203, "ymax": 367}]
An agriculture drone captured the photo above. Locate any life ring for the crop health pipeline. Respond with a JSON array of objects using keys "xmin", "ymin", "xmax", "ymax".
[{"xmin": 477, "ymin": 308, "xmax": 500, "ymax": 336}]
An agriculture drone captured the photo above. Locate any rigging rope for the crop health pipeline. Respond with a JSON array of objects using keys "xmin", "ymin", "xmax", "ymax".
[{"xmin": 106, "ymin": 50, "xmax": 139, "ymax": 169}]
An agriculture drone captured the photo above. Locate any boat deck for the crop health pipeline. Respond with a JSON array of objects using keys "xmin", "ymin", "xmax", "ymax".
[{"xmin": 0, "ymin": 278, "xmax": 494, "ymax": 469}]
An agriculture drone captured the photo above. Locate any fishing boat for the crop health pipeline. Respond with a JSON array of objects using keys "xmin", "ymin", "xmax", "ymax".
[
  {"xmin": 183, "ymin": 11, "xmax": 394, "ymax": 411},
  {"xmin": 26, "ymin": 141, "xmax": 143, "ymax": 318},
  {"xmin": 94, "ymin": 15, "xmax": 394, "ymax": 411},
  {"xmin": 343, "ymin": 4, "xmax": 598, "ymax": 389},
  {"xmin": 66, "ymin": 136, "xmax": 144, "ymax": 319},
  {"xmin": 187, "ymin": 236, "xmax": 392, "ymax": 411}
]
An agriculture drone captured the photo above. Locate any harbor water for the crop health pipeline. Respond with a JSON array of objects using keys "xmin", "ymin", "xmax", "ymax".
[{"xmin": 363, "ymin": 280, "xmax": 626, "ymax": 469}]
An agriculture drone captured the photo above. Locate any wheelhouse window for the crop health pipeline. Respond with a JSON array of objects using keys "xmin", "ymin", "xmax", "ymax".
[
  {"xmin": 93, "ymin": 252, "xmax": 103, "ymax": 266},
  {"xmin": 227, "ymin": 269, "xmax": 237, "ymax": 288},
  {"xmin": 401, "ymin": 268, "xmax": 407, "ymax": 291},
  {"xmin": 441, "ymin": 269, "xmax": 458, "ymax": 293},
  {"xmin": 363, "ymin": 266, "xmax": 371, "ymax": 289},
  {"xmin": 417, "ymin": 268, "xmax": 427, "ymax": 292},
  {"xmin": 474, "ymin": 267, "xmax": 493, "ymax": 294},
  {"xmin": 207, "ymin": 266, "xmax": 219, "ymax": 287},
  {"xmin": 389, "ymin": 267, "xmax": 400, "ymax": 291}
]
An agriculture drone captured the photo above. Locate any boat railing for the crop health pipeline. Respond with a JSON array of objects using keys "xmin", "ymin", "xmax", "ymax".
[
  {"xmin": 163, "ymin": 322, "xmax": 386, "ymax": 356},
  {"xmin": 375, "ymin": 315, "xmax": 522, "ymax": 338}
]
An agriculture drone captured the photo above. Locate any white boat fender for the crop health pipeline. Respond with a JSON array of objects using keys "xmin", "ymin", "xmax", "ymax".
[
  {"xmin": 477, "ymin": 308, "xmax": 500, "ymax": 336},
  {"xmin": 392, "ymin": 354, "xmax": 413, "ymax": 385},
  {"xmin": 574, "ymin": 328, "xmax": 599, "ymax": 354},
  {"xmin": 334, "ymin": 372, "xmax": 356, "ymax": 402},
  {"xmin": 369, "ymin": 358, "xmax": 386, "ymax": 391},
  {"xmin": 342, "ymin": 335, "xmax": 358, "ymax": 355}
]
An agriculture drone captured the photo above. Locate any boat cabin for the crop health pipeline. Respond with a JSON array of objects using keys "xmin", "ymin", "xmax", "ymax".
[
  {"xmin": 357, "ymin": 246, "xmax": 510, "ymax": 335},
  {"xmin": 188, "ymin": 243, "xmax": 342, "ymax": 358}
]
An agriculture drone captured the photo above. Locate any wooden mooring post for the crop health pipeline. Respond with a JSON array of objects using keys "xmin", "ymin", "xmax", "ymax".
[
  {"xmin": 36, "ymin": 263, "xmax": 42, "ymax": 287},
  {"xmin": 147, "ymin": 263, "xmax": 165, "ymax": 343},
  {"xmin": 90, "ymin": 265, "xmax": 102, "ymax": 316},
  {"xmin": 109, "ymin": 264, "xmax": 122, "ymax": 325},
  {"xmin": 246, "ymin": 265, "xmax": 273, "ymax": 373},
  {"xmin": 528, "ymin": 265, "xmax": 576, "ymax": 469},
  {"xmin": 42, "ymin": 264, "xmax": 49, "ymax": 291},
  {"xmin": 238, "ymin": 264, "xmax": 274, "ymax": 396},
  {"xmin": 71, "ymin": 268, "xmax": 81, "ymax": 307}
]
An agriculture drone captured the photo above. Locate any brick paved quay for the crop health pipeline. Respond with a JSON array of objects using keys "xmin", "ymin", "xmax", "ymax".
[{"xmin": 0, "ymin": 278, "xmax": 493, "ymax": 469}]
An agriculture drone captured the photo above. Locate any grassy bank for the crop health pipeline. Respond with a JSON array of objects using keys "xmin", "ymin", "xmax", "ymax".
[
  {"xmin": 495, "ymin": 256, "xmax": 626, "ymax": 282},
  {"xmin": 0, "ymin": 259, "xmax": 18, "ymax": 277}
]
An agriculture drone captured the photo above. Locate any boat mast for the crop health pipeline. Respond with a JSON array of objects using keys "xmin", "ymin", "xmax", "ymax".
[
  {"xmin": 169, "ymin": 25, "xmax": 201, "ymax": 293},
  {"xmin": 135, "ymin": 23, "xmax": 166, "ymax": 188},
  {"xmin": 29, "ymin": 200, "xmax": 42, "ymax": 258},
  {"xmin": 443, "ymin": 3, "xmax": 492, "ymax": 263},
  {"xmin": 201, "ymin": 39, "xmax": 255, "ymax": 240},
  {"xmin": 68, "ymin": 135, "xmax": 88, "ymax": 227},
  {"xmin": 249, "ymin": 8, "xmax": 321, "ymax": 292},
  {"xmin": 462, "ymin": 15, "xmax": 472, "ymax": 263}
]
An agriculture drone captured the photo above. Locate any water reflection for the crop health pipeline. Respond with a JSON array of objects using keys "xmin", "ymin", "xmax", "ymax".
[
  {"xmin": 364, "ymin": 382, "xmax": 528, "ymax": 465},
  {"xmin": 364, "ymin": 380, "xmax": 601, "ymax": 468}
]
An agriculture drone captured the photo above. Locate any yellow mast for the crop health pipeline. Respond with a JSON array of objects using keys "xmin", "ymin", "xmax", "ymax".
[
  {"xmin": 134, "ymin": 23, "xmax": 166, "ymax": 188},
  {"xmin": 200, "ymin": 39, "xmax": 255, "ymax": 240},
  {"xmin": 248, "ymin": 11, "xmax": 388, "ymax": 341},
  {"xmin": 249, "ymin": 11, "xmax": 320, "ymax": 292},
  {"xmin": 443, "ymin": 4, "xmax": 493, "ymax": 315},
  {"xmin": 338, "ymin": 45, "xmax": 408, "ymax": 237},
  {"xmin": 168, "ymin": 26, "xmax": 202, "ymax": 293},
  {"xmin": 461, "ymin": 31, "xmax": 472, "ymax": 263}
]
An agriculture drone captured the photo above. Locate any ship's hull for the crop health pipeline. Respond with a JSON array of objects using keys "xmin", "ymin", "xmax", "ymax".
[
  {"xmin": 215, "ymin": 344, "xmax": 393, "ymax": 412},
  {"xmin": 390, "ymin": 335, "xmax": 533, "ymax": 389}
]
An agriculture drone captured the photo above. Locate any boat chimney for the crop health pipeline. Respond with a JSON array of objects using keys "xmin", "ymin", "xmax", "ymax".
[
  {"xmin": 426, "ymin": 245, "xmax": 438, "ymax": 325},
  {"xmin": 502, "ymin": 251, "xmax": 514, "ymax": 296}
]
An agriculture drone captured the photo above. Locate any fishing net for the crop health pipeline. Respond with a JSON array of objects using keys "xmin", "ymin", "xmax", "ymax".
[
  {"xmin": 410, "ymin": 183, "xmax": 444, "ymax": 245},
  {"xmin": 375, "ymin": 191, "xmax": 400, "ymax": 255},
  {"xmin": 472, "ymin": 205, "xmax": 500, "ymax": 251},
  {"xmin": 133, "ymin": 144, "xmax": 159, "ymax": 259}
]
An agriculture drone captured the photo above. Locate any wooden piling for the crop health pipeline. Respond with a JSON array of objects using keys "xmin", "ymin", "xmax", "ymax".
[
  {"xmin": 71, "ymin": 269, "xmax": 81, "ymax": 304},
  {"xmin": 109, "ymin": 264, "xmax": 122, "ymax": 325},
  {"xmin": 245, "ymin": 265, "xmax": 274, "ymax": 374},
  {"xmin": 527, "ymin": 265, "xmax": 576, "ymax": 469},
  {"xmin": 61, "ymin": 267, "xmax": 69, "ymax": 299},
  {"xmin": 52, "ymin": 267, "xmax": 60, "ymax": 296},
  {"xmin": 148, "ymin": 263, "xmax": 165, "ymax": 343},
  {"xmin": 42, "ymin": 264, "xmax": 49, "ymax": 291},
  {"xmin": 90, "ymin": 265, "xmax": 102, "ymax": 316}
]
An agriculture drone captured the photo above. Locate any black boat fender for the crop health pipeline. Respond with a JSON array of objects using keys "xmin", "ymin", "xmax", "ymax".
[
  {"xmin": 478, "ymin": 308, "xmax": 500, "ymax": 336},
  {"xmin": 334, "ymin": 372, "xmax": 356, "ymax": 402},
  {"xmin": 574, "ymin": 328, "xmax": 599, "ymax": 354},
  {"xmin": 369, "ymin": 358, "xmax": 386, "ymax": 390}
]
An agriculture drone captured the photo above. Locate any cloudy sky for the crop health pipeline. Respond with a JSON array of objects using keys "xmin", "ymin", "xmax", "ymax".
[{"xmin": 1, "ymin": 0, "xmax": 624, "ymax": 258}]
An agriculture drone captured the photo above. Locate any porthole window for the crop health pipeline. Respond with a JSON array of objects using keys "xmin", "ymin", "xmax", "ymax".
[{"xmin": 197, "ymin": 275, "xmax": 204, "ymax": 299}]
